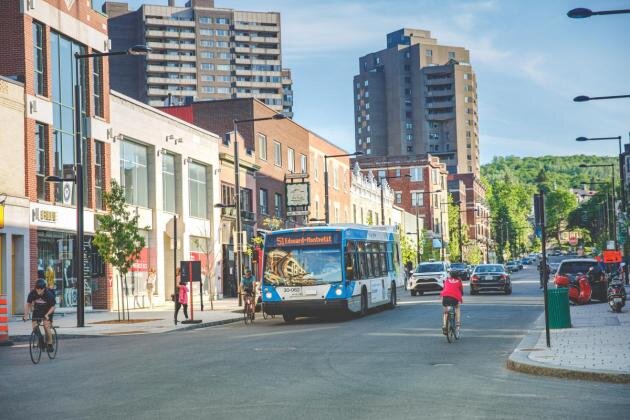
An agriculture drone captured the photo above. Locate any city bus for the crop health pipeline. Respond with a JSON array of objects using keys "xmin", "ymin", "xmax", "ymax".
[{"xmin": 261, "ymin": 225, "xmax": 404, "ymax": 322}]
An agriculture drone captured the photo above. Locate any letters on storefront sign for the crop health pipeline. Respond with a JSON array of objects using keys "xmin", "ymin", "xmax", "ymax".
[{"xmin": 32, "ymin": 208, "xmax": 57, "ymax": 224}]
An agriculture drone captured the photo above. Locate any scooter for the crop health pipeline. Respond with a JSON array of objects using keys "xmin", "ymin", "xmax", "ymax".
[
  {"xmin": 555, "ymin": 272, "xmax": 592, "ymax": 305},
  {"xmin": 607, "ymin": 272, "xmax": 627, "ymax": 313}
]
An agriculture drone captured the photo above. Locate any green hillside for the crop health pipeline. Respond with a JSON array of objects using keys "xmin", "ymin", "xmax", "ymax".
[{"xmin": 482, "ymin": 155, "xmax": 620, "ymax": 190}]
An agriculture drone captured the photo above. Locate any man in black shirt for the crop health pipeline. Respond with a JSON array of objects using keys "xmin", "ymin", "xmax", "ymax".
[{"xmin": 23, "ymin": 279, "xmax": 56, "ymax": 352}]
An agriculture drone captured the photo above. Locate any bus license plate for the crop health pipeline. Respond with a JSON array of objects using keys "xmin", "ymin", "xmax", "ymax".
[{"xmin": 282, "ymin": 287, "xmax": 302, "ymax": 297}]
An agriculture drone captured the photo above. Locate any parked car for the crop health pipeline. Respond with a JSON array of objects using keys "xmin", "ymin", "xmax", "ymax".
[
  {"xmin": 506, "ymin": 261, "xmax": 519, "ymax": 272},
  {"xmin": 554, "ymin": 259, "xmax": 607, "ymax": 301},
  {"xmin": 470, "ymin": 264, "xmax": 512, "ymax": 295},
  {"xmin": 449, "ymin": 262, "xmax": 470, "ymax": 281},
  {"xmin": 408, "ymin": 261, "xmax": 450, "ymax": 296}
]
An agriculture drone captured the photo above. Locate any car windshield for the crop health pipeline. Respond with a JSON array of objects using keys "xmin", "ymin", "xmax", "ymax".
[
  {"xmin": 416, "ymin": 263, "xmax": 444, "ymax": 273},
  {"xmin": 263, "ymin": 246, "xmax": 342, "ymax": 286},
  {"xmin": 451, "ymin": 263, "xmax": 466, "ymax": 269},
  {"xmin": 558, "ymin": 261, "xmax": 597, "ymax": 275},
  {"xmin": 475, "ymin": 265, "xmax": 504, "ymax": 274}
]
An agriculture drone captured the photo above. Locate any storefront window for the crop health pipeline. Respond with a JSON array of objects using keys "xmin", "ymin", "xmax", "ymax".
[
  {"xmin": 36, "ymin": 230, "xmax": 102, "ymax": 308},
  {"xmin": 162, "ymin": 153, "xmax": 176, "ymax": 213},
  {"xmin": 128, "ymin": 230, "xmax": 152, "ymax": 306},
  {"xmin": 188, "ymin": 162, "xmax": 207, "ymax": 218},
  {"xmin": 120, "ymin": 139, "xmax": 149, "ymax": 207}
]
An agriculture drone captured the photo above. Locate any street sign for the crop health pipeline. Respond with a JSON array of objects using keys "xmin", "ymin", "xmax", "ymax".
[
  {"xmin": 286, "ymin": 210, "xmax": 309, "ymax": 216},
  {"xmin": 285, "ymin": 172, "xmax": 309, "ymax": 180},
  {"xmin": 603, "ymin": 250, "xmax": 622, "ymax": 263}
]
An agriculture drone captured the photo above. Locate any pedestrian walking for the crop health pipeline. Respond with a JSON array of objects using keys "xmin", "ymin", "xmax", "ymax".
[
  {"xmin": 146, "ymin": 267, "xmax": 156, "ymax": 309},
  {"xmin": 174, "ymin": 272, "xmax": 189, "ymax": 325}
]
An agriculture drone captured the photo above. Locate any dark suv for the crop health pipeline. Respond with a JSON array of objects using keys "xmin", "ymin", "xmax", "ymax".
[
  {"xmin": 554, "ymin": 259, "xmax": 607, "ymax": 301},
  {"xmin": 449, "ymin": 263, "xmax": 469, "ymax": 280}
]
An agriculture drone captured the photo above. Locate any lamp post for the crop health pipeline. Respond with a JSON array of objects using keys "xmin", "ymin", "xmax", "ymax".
[
  {"xmin": 574, "ymin": 95, "xmax": 630, "ymax": 102},
  {"xmin": 230, "ymin": 113, "xmax": 285, "ymax": 306},
  {"xmin": 576, "ymin": 136, "xmax": 625, "ymax": 212},
  {"xmin": 426, "ymin": 190, "xmax": 443, "ymax": 260},
  {"xmin": 46, "ymin": 45, "xmax": 150, "ymax": 328},
  {"xmin": 324, "ymin": 152, "xmax": 363, "ymax": 224},
  {"xmin": 567, "ymin": 7, "xmax": 630, "ymax": 18},
  {"xmin": 580, "ymin": 164, "xmax": 617, "ymax": 245},
  {"xmin": 378, "ymin": 174, "xmax": 410, "ymax": 225}
]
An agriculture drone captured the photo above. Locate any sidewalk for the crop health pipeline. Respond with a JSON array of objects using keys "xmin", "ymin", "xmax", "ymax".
[
  {"xmin": 507, "ymin": 287, "xmax": 630, "ymax": 383},
  {"xmin": 5, "ymin": 298, "xmax": 244, "ymax": 342}
]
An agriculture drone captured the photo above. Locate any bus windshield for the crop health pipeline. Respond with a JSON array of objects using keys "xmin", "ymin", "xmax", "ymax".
[{"xmin": 264, "ymin": 246, "xmax": 342, "ymax": 286}]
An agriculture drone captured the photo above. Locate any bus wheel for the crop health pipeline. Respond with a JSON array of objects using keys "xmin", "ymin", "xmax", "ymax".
[
  {"xmin": 282, "ymin": 313, "xmax": 296, "ymax": 323},
  {"xmin": 360, "ymin": 289, "xmax": 368, "ymax": 317},
  {"xmin": 389, "ymin": 283, "xmax": 397, "ymax": 309}
]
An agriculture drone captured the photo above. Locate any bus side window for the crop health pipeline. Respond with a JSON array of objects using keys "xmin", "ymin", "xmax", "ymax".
[
  {"xmin": 379, "ymin": 243, "xmax": 387, "ymax": 274},
  {"xmin": 345, "ymin": 241, "xmax": 355, "ymax": 281}
]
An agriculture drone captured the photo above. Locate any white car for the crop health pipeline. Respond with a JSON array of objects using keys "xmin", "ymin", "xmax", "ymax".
[{"xmin": 408, "ymin": 261, "xmax": 450, "ymax": 296}]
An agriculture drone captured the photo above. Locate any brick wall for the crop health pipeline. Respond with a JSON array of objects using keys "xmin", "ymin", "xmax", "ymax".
[{"xmin": 0, "ymin": 1, "xmax": 27, "ymax": 83}]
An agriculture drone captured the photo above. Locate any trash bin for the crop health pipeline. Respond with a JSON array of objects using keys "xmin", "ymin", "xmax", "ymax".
[{"xmin": 547, "ymin": 288, "xmax": 571, "ymax": 329}]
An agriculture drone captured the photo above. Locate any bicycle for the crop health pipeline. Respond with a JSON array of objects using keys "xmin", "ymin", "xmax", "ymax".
[
  {"xmin": 444, "ymin": 305, "xmax": 460, "ymax": 343},
  {"xmin": 27, "ymin": 317, "xmax": 58, "ymax": 364},
  {"xmin": 243, "ymin": 292, "xmax": 255, "ymax": 325}
]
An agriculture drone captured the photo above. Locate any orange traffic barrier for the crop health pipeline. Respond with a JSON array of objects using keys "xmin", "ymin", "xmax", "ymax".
[{"xmin": 0, "ymin": 294, "xmax": 12, "ymax": 346}]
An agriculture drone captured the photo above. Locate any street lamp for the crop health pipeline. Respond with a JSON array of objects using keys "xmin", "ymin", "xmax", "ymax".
[
  {"xmin": 575, "ymin": 136, "xmax": 625, "ymax": 212},
  {"xmin": 230, "ymin": 113, "xmax": 285, "ymax": 306},
  {"xmin": 378, "ymin": 174, "xmax": 410, "ymax": 225},
  {"xmin": 567, "ymin": 7, "xmax": 630, "ymax": 18},
  {"xmin": 324, "ymin": 151, "xmax": 363, "ymax": 224},
  {"xmin": 580, "ymin": 163, "xmax": 617, "ymax": 245},
  {"xmin": 574, "ymin": 94, "xmax": 630, "ymax": 102},
  {"xmin": 46, "ymin": 45, "xmax": 150, "ymax": 328}
]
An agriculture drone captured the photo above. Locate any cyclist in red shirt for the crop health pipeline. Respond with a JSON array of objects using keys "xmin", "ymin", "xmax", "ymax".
[{"xmin": 440, "ymin": 274, "xmax": 463, "ymax": 335}]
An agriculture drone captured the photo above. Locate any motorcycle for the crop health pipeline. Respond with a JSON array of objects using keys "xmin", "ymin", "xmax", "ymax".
[
  {"xmin": 607, "ymin": 272, "xmax": 627, "ymax": 313},
  {"xmin": 555, "ymin": 272, "xmax": 592, "ymax": 305}
]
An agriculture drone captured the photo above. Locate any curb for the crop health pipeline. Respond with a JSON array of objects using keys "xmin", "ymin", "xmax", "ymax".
[
  {"xmin": 7, "ymin": 316, "xmax": 244, "ymax": 342},
  {"xmin": 506, "ymin": 326, "xmax": 630, "ymax": 384}
]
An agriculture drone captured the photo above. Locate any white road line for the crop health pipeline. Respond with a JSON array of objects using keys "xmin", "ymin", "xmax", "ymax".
[{"xmin": 232, "ymin": 325, "xmax": 340, "ymax": 339}]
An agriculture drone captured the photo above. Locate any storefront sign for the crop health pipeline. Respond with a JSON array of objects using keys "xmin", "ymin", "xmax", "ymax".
[
  {"xmin": 32, "ymin": 208, "xmax": 57, "ymax": 224},
  {"xmin": 286, "ymin": 182, "xmax": 310, "ymax": 207}
]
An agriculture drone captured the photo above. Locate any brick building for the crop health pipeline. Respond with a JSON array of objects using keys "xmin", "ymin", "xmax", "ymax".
[{"xmin": 0, "ymin": 0, "xmax": 114, "ymax": 312}]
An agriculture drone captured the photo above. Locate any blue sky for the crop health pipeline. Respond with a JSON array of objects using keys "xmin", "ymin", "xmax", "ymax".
[{"xmin": 117, "ymin": 0, "xmax": 630, "ymax": 163}]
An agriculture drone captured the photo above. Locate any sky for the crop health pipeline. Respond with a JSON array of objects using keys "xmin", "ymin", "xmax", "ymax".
[{"xmin": 116, "ymin": 0, "xmax": 630, "ymax": 164}]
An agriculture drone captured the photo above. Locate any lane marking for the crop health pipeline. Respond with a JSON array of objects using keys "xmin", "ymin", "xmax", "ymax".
[{"xmin": 232, "ymin": 325, "xmax": 340, "ymax": 339}]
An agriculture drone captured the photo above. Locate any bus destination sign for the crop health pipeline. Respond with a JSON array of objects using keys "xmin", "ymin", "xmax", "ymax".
[{"xmin": 268, "ymin": 231, "xmax": 340, "ymax": 247}]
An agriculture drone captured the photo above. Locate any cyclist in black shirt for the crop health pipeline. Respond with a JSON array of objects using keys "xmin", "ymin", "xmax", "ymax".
[{"xmin": 23, "ymin": 279, "xmax": 56, "ymax": 352}]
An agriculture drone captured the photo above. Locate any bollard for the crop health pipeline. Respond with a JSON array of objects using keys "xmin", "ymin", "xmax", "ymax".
[{"xmin": 0, "ymin": 294, "xmax": 13, "ymax": 346}]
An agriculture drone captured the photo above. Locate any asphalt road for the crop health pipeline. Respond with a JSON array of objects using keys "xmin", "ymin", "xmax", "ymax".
[{"xmin": 2, "ymin": 267, "xmax": 629, "ymax": 420}]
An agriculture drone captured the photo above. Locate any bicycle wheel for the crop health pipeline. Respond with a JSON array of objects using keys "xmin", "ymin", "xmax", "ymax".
[
  {"xmin": 47, "ymin": 327, "xmax": 58, "ymax": 359},
  {"xmin": 446, "ymin": 313, "xmax": 455, "ymax": 343},
  {"xmin": 243, "ymin": 306, "xmax": 250, "ymax": 324},
  {"xmin": 29, "ymin": 330, "xmax": 42, "ymax": 364}
]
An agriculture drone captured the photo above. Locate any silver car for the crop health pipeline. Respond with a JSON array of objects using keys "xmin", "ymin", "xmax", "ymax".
[{"xmin": 408, "ymin": 261, "xmax": 450, "ymax": 296}]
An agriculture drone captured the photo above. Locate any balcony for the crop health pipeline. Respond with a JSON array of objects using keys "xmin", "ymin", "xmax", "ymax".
[
  {"xmin": 234, "ymin": 80, "xmax": 282, "ymax": 88},
  {"xmin": 147, "ymin": 65, "xmax": 196, "ymax": 73},
  {"xmin": 425, "ymin": 76, "xmax": 453, "ymax": 86},
  {"xmin": 147, "ymin": 77, "xmax": 196, "ymax": 85},
  {"xmin": 235, "ymin": 57, "xmax": 280, "ymax": 66},
  {"xmin": 233, "ymin": 22, "xmax": 279, "ymax": 32},
  {"xmin": 146, "ymin": 29, "xmax": 195, "ymax": 39},
  {"xmin": 146, "ymin": 41, "xmax": 196, "ymax": 51},
  {"xmin": 235, "ymin": 92, "xmax": 281, "ymax": 99},
  {"xmin": 147, "ymin": 53, "xmax": 196, "ymax": 62},
  {"xmin": 426, "ymin": 88, "xmax": 452, "ymax": 96},
  {"xmin": 425, "ymin": 99, "xmax": 454, "ymax": 108},
  {"xmin": 251, "ymin": 36, "xmax": 279, "ymax": 44},
  {"xmin": 235, "ymin": 68, "xmax": 278, "ymax": 77},
  {"xmin": 145, "ymin": 17, "xmax": 195, "ymax": 28},
  {"xmin": 147, "ymin": 87, "xmax": 197, "ymax": 96},
  {"xmin": 425, "ymin": 110, "xmax": 455, "ymax": 121}
]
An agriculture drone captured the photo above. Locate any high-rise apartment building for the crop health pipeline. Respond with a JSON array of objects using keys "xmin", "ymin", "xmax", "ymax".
[
  {"xmin": 103, "ymin": 0, "xmax": 293, "ymax": 115},
  {"xmin": 353, "ymin": 28, "xmax": 479, "ymax": 176}
]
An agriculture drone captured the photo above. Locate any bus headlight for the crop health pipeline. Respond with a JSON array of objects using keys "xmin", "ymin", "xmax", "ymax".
[
  {"xmin": 265, "ymin": 292, "xmax": 272, "ymax": 299},
  {"xmin": 335, "ymin": 288, "xmax": 343, "ymax": 296}
]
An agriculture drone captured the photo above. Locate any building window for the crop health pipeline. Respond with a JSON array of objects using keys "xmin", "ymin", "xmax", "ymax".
[
  {"xmin": 201, "ymin": 40, "xmax": 214, "ymax": 47},
  {"xmin": 314, "ymin": 155, "xmax": 319, "ymax": 180},
  {"xmin": 201, "ymin": 63, "xmax": 214, "ymax": 70},
  {"xmin": 412, "ymin": 192, "xmax": 423, "ymax": 207},
  {"xmin": 216, "ymin": 64, "xmax": 230, "ymax": 71},
  {"xmin": 378, "ymin": 170, "xmax": 386, "ymax": 179},
  {"xmin": 410, "ymin": 167, "xmax": 422, "ymax": 181},
  {"xmin": 216, "ymin": 17, "xmax": 230, "ymax": 24},
  {"xmin": 33, "ymin": 22, "xmax": 45, "ymax": 96},
  {"xmin": 241, "ymin": 188, "xmax": 253, "ymax": 212},
  {"xmin": 199, "ymin": 17, "xmax": 212, "ymax": 24},
  {"xmin": 162, "ymin": 153, "xmax": 176, "ymax": 213},
  {"xmin": 221, "ymin": 184, "xmax": 235, "ymax": 206},
  {"xmin": 94, "ymin": 140, "xmax": 105, "ymax": 210},
  {"xmin": 432, "ymin": 169, "xmax": 438, "ymax": 184},
  {"xmin": 273, "ymin": 141, "xmax": 282, "ymax": 166},
  {"xmin": 333, "ymin": 165, "xmax": 339, "ymax": 189},
  {"xmin": 448, "ymin": 51, "xmax": 456, "ymax": 59},
  {"xmin": 395, "ymin": 169, "xmax": 401, "ymax": 177},
  {"xmin": 215, "ymin": 29, "xmax": 229, "ymax": 37},
  {"xmin": 92, "ymin": 56, "xmax": 103, "ymax": 117},
  {"xmin": 395, "ymin": 192, "xmax": 402, "ymax": 204},
  {"xmin": 274, "ymin": 193, "xmax": 283, "ymax": 218},
  {"xmin": 300, "ymin": 154, "xmax": 307, "ymax": 173},
  {"xmin": 202, "ymin": 86, "xmax": 215, "ymax": 93},
  {"xmin": 217, "ymin": 41, "xmax": 229, "ymax": 48},
  {"xmin": 258, "ymin": 134, "xmax": 267, "ymax": 160},
  {"xmin": 425, "ymin": 49, "xmax": 433, "ymax": 57},
  {"xmin": 188, "ymin": 161, "xmax": 207, "ymax": 219},
  {"xmin": 200, "ymin": 51, "xmax": 214, "ymax": 59},
  {"xmin": 200, "ymin": 29, "xmax": 213, "ymax": 36},
  {"xmin": 35, "ymin": 123, "xmax": 47, "ymax": 200},
  {"xmin": 120, "ymin": 140, "xmax": 149, "ymax": 207},
  {"xmin": 259, "ymin": 188, "xmax": 268, "ymax": 214},
  {"xmin": 287, "ymin": 147, "xmax": 295, "ymax": 172},
  {"xmin": 216, "ymin": 87, "xmax": 230, "ymax": 94}
]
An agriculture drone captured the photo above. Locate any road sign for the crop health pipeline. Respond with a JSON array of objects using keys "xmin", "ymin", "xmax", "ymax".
[{"xmin": 286, "ymin": 210, "xmax": 309, "ymax": 216}]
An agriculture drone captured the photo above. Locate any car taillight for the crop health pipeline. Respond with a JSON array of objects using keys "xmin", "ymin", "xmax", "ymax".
[
  {"xmin": 501, "ymin": 274, "xmax": 508, "ymax": 280},
  {"xmin": 471, "ymin": 275, "xmax": 479, "ymax": 282}
]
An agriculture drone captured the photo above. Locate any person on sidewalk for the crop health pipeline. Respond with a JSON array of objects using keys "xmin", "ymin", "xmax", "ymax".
[
  {"xmin": 146, "ymin": 267, "xmax": 156, "ymax": 309},
  {"xmin": 174, "ymin": 277, "xmax": 189, "ymax": 325}
]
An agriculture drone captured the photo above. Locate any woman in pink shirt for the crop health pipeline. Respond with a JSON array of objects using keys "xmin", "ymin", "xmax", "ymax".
[
  {"xmin": 440, "ymin": 275, "xmax": 463, "ymax": 335},
  {"xmin": 175, "ymin": 278, "xmax": 189, "ymax": 325}
]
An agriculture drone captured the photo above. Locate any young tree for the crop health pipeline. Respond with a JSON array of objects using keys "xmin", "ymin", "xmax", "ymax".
[{"xmin": 93, "ymin": 180, "xmax": 145, "ymax": 321}]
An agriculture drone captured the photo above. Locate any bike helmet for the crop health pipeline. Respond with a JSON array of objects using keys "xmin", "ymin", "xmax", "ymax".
[{"xmin": 35, "ymin": 279, "xmax": 47, "ymax": 289}]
